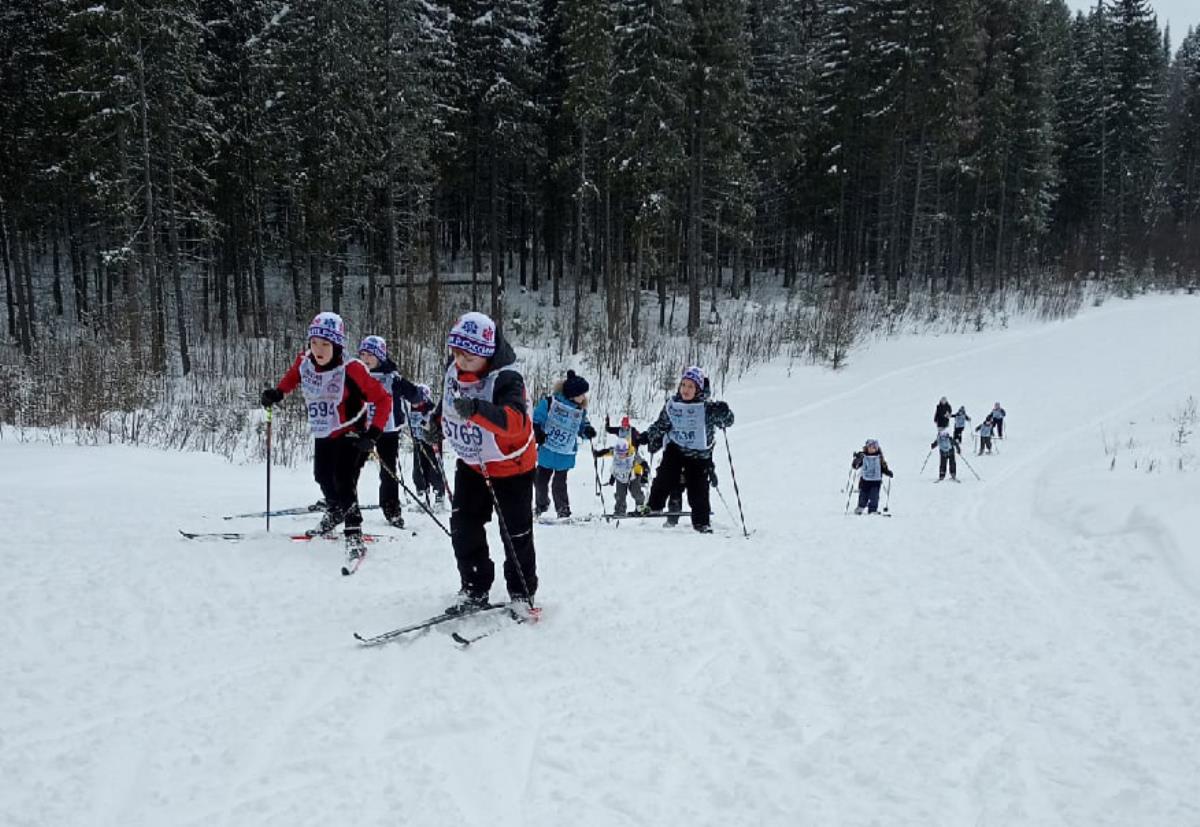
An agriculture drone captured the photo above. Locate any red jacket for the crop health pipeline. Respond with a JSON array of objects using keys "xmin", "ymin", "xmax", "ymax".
[{"xmin": 277, "ymin": 351, "xmax": 393, "ymax": 439}]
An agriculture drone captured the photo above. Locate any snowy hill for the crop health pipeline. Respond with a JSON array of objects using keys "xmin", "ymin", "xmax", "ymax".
[{"xmin": 3, "ymin": 294, "xmax": 1200, "ymax": 826}]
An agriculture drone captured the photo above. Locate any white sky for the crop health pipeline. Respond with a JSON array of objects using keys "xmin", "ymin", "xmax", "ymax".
[{"xmin": 1066, "ymin": 0, "xmax": 1199, "ymax": 46}]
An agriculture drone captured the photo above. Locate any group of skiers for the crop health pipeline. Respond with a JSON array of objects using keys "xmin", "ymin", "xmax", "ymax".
[
  {"xmin": 847, "ymin": 397, "xmax": 1008, "ymax": 514},
  {"xmin": 260, "ymin": 309, "xmax": 736, "ymax": 615}
]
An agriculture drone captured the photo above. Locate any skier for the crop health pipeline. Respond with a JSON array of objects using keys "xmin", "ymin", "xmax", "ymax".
[
  {"xmin": 952, "ymin": 405, "xmax": 971, "ymax": 445},
  {"xmin": 407, "ymin": 383, "xmax": 446, "ymax": 509},
  {"xmin": 930, "ymin": 427, "xmax": 961, "ymax": 482},
  {"xmin": 975, "ymin": 416, "xmax": 996, "ymax": 455},
  {"xmin": 592, "ymin": 416, "xmax": 649, "ymax": 517},
  {"xmin": 260, "ymin": 312, "xmax": 393, "ymax": 566},
  {"xmin": 357, "ymin": 335, "xmax": 425, "ymax": 528},
  {"xmin": 934, "ymin": 397, "xmax": 953, "ymax": 429},
  {"xmin": 531, "ymin": 370, "xmax": 597, "ymax": 520},
  {"xmin": 634, "ymin": 366, "xmax": 734, "ymax": 533},
  {"xmin": 436, "ymin": 311, "xmax": 538, "ymax": 614},
  {"xmin": 851, "ymin": 438, "xmax": 894, "ymax": 514},
  {"xmin": 990, "ymin": 402, "xmax": 1007, "ymax": 438}
]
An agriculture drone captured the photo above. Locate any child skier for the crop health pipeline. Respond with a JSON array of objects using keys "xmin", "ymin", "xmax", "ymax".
[
  {"xmin": 592, "ymin": 416, "xmax": 649, "ymax": 517},
  {"xmin": 990, "ymin": 402, "xmax": 1007, "ymax": 438},
  {"xmin": 934, "ymin": 397, "xmax": 953, "ymax": 429},
  {"xmin": 851, "ymin": 438, "xmax": 894, "ymax": 514},
  {"xmin": 531, "ymin": 370, "xmax": 597, "ymax": 520},
  {"xmin": 930, "ymin": 427, "xmax": 961, "ymax": 482},
  {"xmin": 357, "ymin": 335, "xmax": 425, "ymax": 528},
  {"xmin": 952, "ymin": 405, "xmax": 971, "ymax": 445},
  {"xmin": 975, "ymin": 417, "xmax": 996, "ymax": 455},
  {"xmin": 436, "ymin": 311, "xmax": 538, "ymax": 614},
  {"xmin": 407, "ymin": 383, "xmax": 446, "ymax": 509},
  {"xmin": 260, "ymin": 312, "xmax": 394, "ymax": 566},
  {"xmin": 635, "ymin": 366, "xmax": 734, "ymax": 533}
]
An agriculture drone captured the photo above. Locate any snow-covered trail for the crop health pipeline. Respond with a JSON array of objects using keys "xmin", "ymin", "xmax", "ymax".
[{"xmin": 2, "ymin": 294, "xmax": 1199, "ymax": 826}]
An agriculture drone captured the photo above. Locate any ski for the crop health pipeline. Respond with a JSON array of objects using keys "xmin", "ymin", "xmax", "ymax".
[
  {"xmin": 354, "ymin": 602, "xmax": 509, "ymax": 646},
  {"xmin": 452, "ymin": 605, "xmax": 541, "ymax": 647},
  {"xmin": 222, "ymin": 504, "xmax": 381, "ymax": 520},
  {"xmin": 179, "ymin": 529, "xmax": 406, "ymax": 542},
  {"xmin": 536, "ymin": 514, "xmax": 597, "ymax": 526},
  {"xmin": 341, "ymin": 550, "xmax": 367, "ymax": 577},
  {"xmin": 603, "ymin": 510, "xmax": 691, "ymax": 521}
]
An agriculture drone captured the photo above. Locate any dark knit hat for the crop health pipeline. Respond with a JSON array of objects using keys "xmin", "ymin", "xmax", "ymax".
[{"xmin": 563, "ymin": 370, "xmax": 589, "ymax": 398}]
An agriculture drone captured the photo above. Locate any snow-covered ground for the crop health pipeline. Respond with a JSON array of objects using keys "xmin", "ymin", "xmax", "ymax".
[{"xmin": 3, "ymin": 293, "xmax": 1199, "ymax": 826}]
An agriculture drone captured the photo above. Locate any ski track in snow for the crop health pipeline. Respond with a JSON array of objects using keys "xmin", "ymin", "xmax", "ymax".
[{"xmin": 3, "ymin": 294, "xmax": 1200, "ymax": 826}]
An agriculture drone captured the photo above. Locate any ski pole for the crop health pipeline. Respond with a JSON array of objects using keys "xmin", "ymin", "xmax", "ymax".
[
  {"xmin": 844, "ymin": 470, "xmax": 859, "ymax": 513},
  {"xmin": 722, "ymin": 428, "xmax": 750, "ymax": 538},
  {"xmin": 265, "ymin": 404, "xmax": 273, "ymax": 533},
  {"xmin": 405, "ymin": 409, "xmax": 454, "ymax": 504},
  {"xmin": 957, "ymin": 449, "xmax": 983, "ymax": 481},
  {"xmin": 883, "ymin": 478, "xmax": 892, "ymax": 513},
  {"xmin": 919, "ymin": 448, "xmax": 933, "ymax": 476},
  {"xmin": 843, "ymin": 466, "xmax": 855, "ymax": 495},
  {"xmin": 477, "ymin": 459, "xmax": 537, "ymax": 615},
  {"xmin": 588, "ymin": 438, "xmax": 608, "ymax": 515},
  {"xmin": 371, "ymin": 449, "xmax": 452, "ymax": 537}
]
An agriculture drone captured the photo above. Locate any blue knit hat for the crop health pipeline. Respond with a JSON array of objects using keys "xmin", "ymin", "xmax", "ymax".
[
  {"xmin": 358, "ymin": 335, "xmax": 387, "ymax": 363},
  {"xmin": 447, "ymin": 311, "xmax": 497, "ymax": 358},
  {"xmin": 308, "ymin": 312, "xmax": 346, "ymax": 347}
]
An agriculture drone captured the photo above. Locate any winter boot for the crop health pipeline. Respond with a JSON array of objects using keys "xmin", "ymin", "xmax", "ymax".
[
  {"xmin": 693, "ymin": 524, "xmax": 713, "ymax": 534},
  {"xmin": 445, "ymin": 590, "xmax": 492, "ymax": 617},
  {"xmin": 385, "ymin": 511, "xmax": 405, "ymax": 529},
  {"xmin": 344, "ymin": 530, "xmax": 367, "ymax": 564},
  {"xmin": 854, "ymin": 506, "xmax": 864, "ymax": 515},
  {"xmin": 306, "ymin": 508, "xmax": 342, "ymax": 537}
]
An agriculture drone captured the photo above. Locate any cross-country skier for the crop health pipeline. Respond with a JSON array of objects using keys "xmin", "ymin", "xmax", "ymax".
[
  {"xmin": 435, "ymin": 312, "xmax": 538, "ymax": 615},
  {"xmin": 851, "ymin": 438, "xmax": 894, "ymax": 514},
  {"xmin": 260, "ymin": 312, "xmax": 393, "ymax": 567},
  {"xmin": 531, "ymin": 370, "xmax": 597, "ymax": 520}
]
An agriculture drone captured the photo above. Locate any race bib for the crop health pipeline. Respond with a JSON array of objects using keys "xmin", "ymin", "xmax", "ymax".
[
  {"xmin": 543, "ymin": 397, "xmax": 585, "ymax": 454},
  {"xmin": 666, "ymin": 400, "xmax": 708, "ymax": 451},
  {"xmin": 300, "ymin": 360, "xmax": 346, "ymax": 438}
]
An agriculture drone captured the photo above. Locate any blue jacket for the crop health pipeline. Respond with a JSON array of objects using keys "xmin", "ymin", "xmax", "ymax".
[{"xmin": 532, "ymin": 392, "xmax": 594, "ymax": 470}]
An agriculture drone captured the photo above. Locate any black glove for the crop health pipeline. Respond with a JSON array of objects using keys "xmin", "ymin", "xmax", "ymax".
[
  {"xmin": 582, "ymin": 425, "xmax": 597, "ymax": 440},
  {"xmin": 592, "ymin": 447, "xmax": 606, "ymax": 458},
  {"xmin": 260, "ymin": 387, "xmax": 284, "ymax": 408},
  {"xmin": 452, "ymin": 396, "xmax": 478, "ymax": 419},
  {"xmin": 853, "ymin": 451, "xmax": 863, "ymax": 460},
  {"xmin": 534, "ymin": 425, "xmax": 547, "ymax": 446},
  {"xmin": 885, "ymin": 469, "xmax": 894, "ymax": 478},
  {"xmin": 357, "ymin": 426, "xmax": 382, "ymax": 455},
  {"xmin": 632, "ymin": 430, "xmax": 648, "ymax": 446},
  {"xmin": 604, "ymin": 415, "xmax": 611, "ymax": 430},
  {"xmin": 710, "ymin": 401, "xmax": 730, "ymax": 417},
  {"xmin": 709, "ymin": 467, "xmax": 719, "ymax": 488}
]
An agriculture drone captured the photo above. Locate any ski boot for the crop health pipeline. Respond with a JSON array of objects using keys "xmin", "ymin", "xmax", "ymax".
[
  {"xmin": 445, "ymin": 590, "xmax": 491, "ymax": 617},
  {"xmin": 306, "ymin": 507, "xmax": 342, "ymax": 537}
]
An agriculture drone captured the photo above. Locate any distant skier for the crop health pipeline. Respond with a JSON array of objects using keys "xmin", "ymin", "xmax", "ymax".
[
  {"xmin": 975, "ymin": 417, "xmax": 996, "ymax": 455},
  {"xmin": 592, "ymin": 416, "xmax": 649, "ymax": 517},
  {"xmin": 531, "ymin": 370, "xmax": 597, "ymax": 520},
  {"xmin": 934, "ymin": 397, "xmax": 953, "ymax": 429},
  {"xmin": 634, "ymin": 366, "xmax": 734, "ymax": 533},
  {"xmin": 952, "ymin": 405, "xmax": 971, "ymax": 445},
  {"xmin": 357, "ymin": 335, "xmax": 425, "ymax": 528},
  {"xmin": 851, "ymin": 438, "xmax": 894, "ymax": 514},
  {"xmin": 407, "ymin": 383, "xmax": 446, "ymax": 509},
  {"xmin": 260, "ymin": 312, "xmax": 394, "ymax": 567},
  {"xmin": 931, "ymin": 427, "xmax": 961, "ymax": 482},
  {"xmin": 990, "ymin": 402, "xmax": 1007, "ymax": 438}
]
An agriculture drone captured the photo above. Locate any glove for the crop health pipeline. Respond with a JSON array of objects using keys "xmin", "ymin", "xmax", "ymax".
[
  {"xmin": 885, "ymin": 469, "xmax": 894, "ymax": 478},
  {"xmin": 356, "ymin": 426, "xmax": 382, "ymax": 455},
  {"xmin": 592, "ymin": 447, "xmax": 606, "ymax": 459},
  {"xmin": 582, "ymin": 425, "xmax": 597, "ymax": 440},
  {"xmin": 710, "ymin": 401, "xmax": 730, "ymax": 417},
  {"xmin": 632, "ymin": 431, "xmax": 648, "ymax": 446},
  {"xmin": 534, "ymin": 425, "xmax": 547, "ymax": 446},
  {"xmin": 604, "ymin": 415, "xmax": 611, "ymax": 430},
  {"xmin": 452, "ymin": 396, "xmax": 478, "ymax": 419},
  {"xmin": 853, "ymin": 451, "xmax": 863, "ymax": 460},
  {"xmin": 260, "ymin": 387, "xmax": 284, "ymax": 408}
]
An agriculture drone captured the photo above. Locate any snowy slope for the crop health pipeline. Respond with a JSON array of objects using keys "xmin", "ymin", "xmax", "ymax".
[{"xmin": 3, "ymin": 294, "xmax": 1199, "ymax": 827}]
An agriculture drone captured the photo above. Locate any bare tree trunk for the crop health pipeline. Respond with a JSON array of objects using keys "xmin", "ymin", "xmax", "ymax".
[
  {"xmin": 251, "ymin": 187, "xmax": 268, "ymax": 336},
  {"xmin": 531, "ymin": 206, "xmax": 540, "ymax": 293},
  {"xmin": 572, "ymin": 126, "xmax": 586, "ymax": 353},
  {"xmin": 286, "ymin": 196, "xmax": 303, "ymax": 320},
  {"xmin": 66, "ymin": 204, "xmax": 88, "ymax": 320},
  {"xmin": 631, "ymin": 228, "xmax": 643, "ymax": 349},
  {"xmin": 51, "ymin": 227, "xmax": 64, "ymax": 317},
  {"xmin": 137, "ymin": 40, "xmax": 164, "ymax": 371},
  {"xmin": 1, "ymin": 196, "xmax": 18, "ymax": 339},
  {"xmin": 165, "ymin": 159, "xmax": 191, "ymax": 374},
  {"xmin": 490, "ymin": 155, "xmax": 503, "ymax": 322},
  {"xmin": 427, "ymin": 193, "xmax": 440, "ymax": 317}
]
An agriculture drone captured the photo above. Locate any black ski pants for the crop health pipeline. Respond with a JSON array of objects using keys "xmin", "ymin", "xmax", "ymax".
[
  {"xmin": 313, "ymin": 436, "xmax": 369, "ymax": 533},
  {"xmin": 535, "ymin": 466, "xmax": 571, "ymax": 517},
  {"xmin": 451, "ymin": 463, "xmax": 537, "ymax": 600},
  {"xmin": 647, "ymin": 443, "xmax": 711, "ymax": 528},
  {"xmin": 412, "ymin": 441, "xmax": 446, "ymax": 496}
]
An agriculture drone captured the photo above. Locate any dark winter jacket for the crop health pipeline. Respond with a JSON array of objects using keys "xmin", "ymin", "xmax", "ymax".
[
  {"xmin": 371, "ymin": 356, "xmax": 424, "ymax": 430},
  {"xmin": 934, "ymin": 400, "xmax": 953, "ymax": 428},
  {"xmin": 638, "ymin": 385, "xmax": 734, "ymax": 460},
  {"xmin": 852, "ymin": 451, "xmax": 894, "ymax": 481}
]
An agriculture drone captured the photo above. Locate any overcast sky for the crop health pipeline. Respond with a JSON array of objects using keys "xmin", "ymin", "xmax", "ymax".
[{"xmin": 1065, "ymin": 0, "xmax": 1199, "ymax": 46}]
